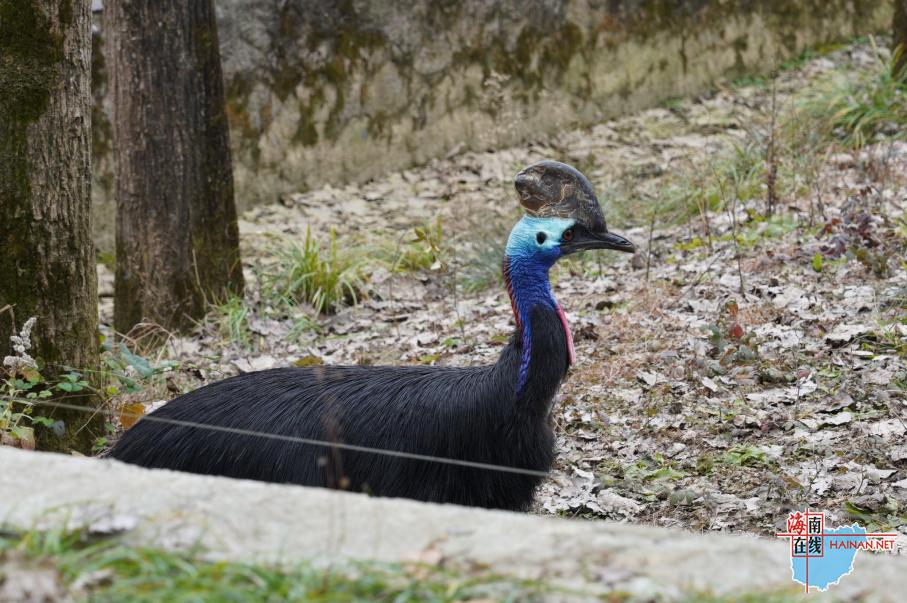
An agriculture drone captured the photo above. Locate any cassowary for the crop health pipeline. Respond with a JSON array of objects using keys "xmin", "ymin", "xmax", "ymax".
[{"xmin": 110, "ymin": 160, "xmax": 635, "ymax": 511}]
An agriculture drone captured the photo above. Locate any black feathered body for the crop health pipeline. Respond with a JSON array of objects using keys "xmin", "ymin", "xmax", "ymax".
[{"xmin": 110, "ymin": 305, "xmax": 569, "ymax": 510}]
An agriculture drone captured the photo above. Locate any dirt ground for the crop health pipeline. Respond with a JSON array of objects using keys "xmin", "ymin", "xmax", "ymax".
[{"xmin": 97, "ymin": 40, "xmax": 907, "ymax": 542}]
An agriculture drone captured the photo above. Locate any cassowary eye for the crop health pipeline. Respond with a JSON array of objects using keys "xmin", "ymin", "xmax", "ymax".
[
  {"xmin": 536, "ymin": 232, "xmax": 547, "ymax": 245},
  {"xmin": 562, "ymin": 228, "xmax": 574, "ymax": 242}
]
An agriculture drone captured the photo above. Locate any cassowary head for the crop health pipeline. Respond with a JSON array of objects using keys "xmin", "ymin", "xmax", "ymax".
[{"xmin": 506, "ymin": 160, "xmax": 635, "ymax": 265}]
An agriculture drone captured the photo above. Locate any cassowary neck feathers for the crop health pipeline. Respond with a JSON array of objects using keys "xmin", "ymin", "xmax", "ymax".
[{"xmin": 503, "ymin": 217, "xmax": 576, "ymax": 393}]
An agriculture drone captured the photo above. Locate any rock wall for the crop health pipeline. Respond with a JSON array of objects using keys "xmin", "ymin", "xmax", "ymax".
[{"xmin": 91, "ymin": 0, "xmax": 893, "ymax": 249}]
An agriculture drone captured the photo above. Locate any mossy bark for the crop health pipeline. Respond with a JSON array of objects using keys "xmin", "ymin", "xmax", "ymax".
[
  {"xmin": 895, "ymin": 1, "xmax": 907, "ymax": 78},
  {"xmin": 105, "ymin": 0, "xmax": 244, "ymax": 334},
  {"xmin": 0, "ymin": 0, "xmax": 102, "ymax": 453}
]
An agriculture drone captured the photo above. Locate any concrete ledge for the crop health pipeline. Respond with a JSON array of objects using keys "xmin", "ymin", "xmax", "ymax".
[{"xmin": 2, "ymin": 447, "xmax": 904, "ymax": 600}]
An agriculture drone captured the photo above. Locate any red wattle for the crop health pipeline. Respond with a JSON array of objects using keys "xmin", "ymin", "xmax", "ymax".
[{"xmin": 555, "ymin": 303, "xmax": 575, "ymax": 366}]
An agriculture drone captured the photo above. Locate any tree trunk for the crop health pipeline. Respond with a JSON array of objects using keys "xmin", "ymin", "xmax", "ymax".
[
  {"xmin": 0, "ymin": 0, "xmax": 102, "ymax": 453},
  {"xmin": 895, "ymin": 0, "xmax": 907, "ymax": 79},
  {"xmin": 105, "ymin": 0, "xmax": 244, "ymax": 334}
]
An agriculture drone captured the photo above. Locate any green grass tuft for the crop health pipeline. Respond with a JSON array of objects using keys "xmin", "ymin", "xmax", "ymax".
[
  {"xmin": 459, "ymin": 239, "xmax": 505, "ymax": 294},
  {"xmin": 0, "ymin": 528, "xmax": 564, "ymax": 602},
  {"xmin": 639, "ymin": 140, "xmax": 766, "ymax": 228},
  {"xmin": 797, "ymin": 37, "xmax": 907, "ymax": 149},
  {"xmin": 265, "ymin": 228, "xmax": 365, "ymax": 315},
  {"xmin": 208, "ymin": 294, "xmax": 251, "ymax": 347}
]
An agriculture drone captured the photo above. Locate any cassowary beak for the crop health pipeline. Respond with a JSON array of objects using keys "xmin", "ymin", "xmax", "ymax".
[{"xmin": 560, "ymin": 225, "xmax": 636, "ymax": 255}]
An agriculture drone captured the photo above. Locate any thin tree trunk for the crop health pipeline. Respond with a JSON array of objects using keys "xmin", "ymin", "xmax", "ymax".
[
  {"xmin": 0, "ymin": 0, "xmax": 102, "ymax": 453},
  {"xmin": 895, "ymin": 0, "xmax": 907, "ymax": 79},
  {"xmin": 105, "ymin": 0, "xmax": 244, "ymax": 334}
]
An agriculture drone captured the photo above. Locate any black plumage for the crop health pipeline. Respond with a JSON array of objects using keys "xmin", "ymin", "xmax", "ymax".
[{"xmin": 110, "ymin": 306, "xmax": 566, "ymax": 510}]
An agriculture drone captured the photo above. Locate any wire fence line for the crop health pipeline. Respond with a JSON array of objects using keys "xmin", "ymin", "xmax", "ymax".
[{"xmin": 9, "ymin": 397, "xmax": 550, "ymax": 478}]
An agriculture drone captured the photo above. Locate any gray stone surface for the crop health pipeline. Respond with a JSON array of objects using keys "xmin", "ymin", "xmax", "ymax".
[
  {"xmin": 2, "ymin": 447, "xmax": 905, "ymax": 600},
  {"xmin": 90, "ymin": 1, "xmax": 892, "ymax": 251}
]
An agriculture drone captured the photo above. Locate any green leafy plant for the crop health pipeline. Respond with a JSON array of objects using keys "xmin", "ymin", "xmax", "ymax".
[
  {"xmin": 811, "ymin": 252, "xmax": 824, "ymax": 272},
  {"xmin": 701, "ymin": 300, "xmax": 759, "ymax": 370},
  {"xmin": 623, "ymin": 456, "xmax": 687, "ymax": 483},
  {"xmin": 717, "ymin": 212, "xmax": 798, "ymax": 249},
  {"xmin": 2, "ymin": 317, "xmax": 178, "ymax": 451},
  {"xmin": 1, "ymin": 372, "xmax": 56, "ymax": 449},
  {"xmin": 844, "ymin": 497, "xmax": 906, "ymax": 532},
  {"xmin": 1, "ymin": 317, "xmax": 56, "ymax": 449},
  {"xmin": 721, "ymin": 445, "xmax": 769, "ymax": 468},
  {"xmin": 392, "ymin": 219, "xmax": 446, "ymax": 272},
  {"xmin": 56, "ymin": 371, "xmax": 89, "ymax": 393},
  {"xmin": 99, "ymin": 338, "xmax": 177, "ymax": 398},
  {"xmin": 265, "ymin": 228, "xmax": 366, "ymax": 315}
]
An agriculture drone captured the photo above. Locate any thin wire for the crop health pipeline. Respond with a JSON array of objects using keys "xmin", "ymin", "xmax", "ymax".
[{"xmin": 14, "ymin": 398, "xmax": 550, "ymax": 478}]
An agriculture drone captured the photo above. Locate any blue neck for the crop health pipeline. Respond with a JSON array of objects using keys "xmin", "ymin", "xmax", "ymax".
[
  {"xmin": 503, "ymin": 254, "xmax": 557, "ymax": 331},
  {"xmin": 503, "ymin": 254, "xmax": 557, "ymax": 395},
  {"xmin": 502, "ymin": 216, "xmax": 576, "ymax": 394}
]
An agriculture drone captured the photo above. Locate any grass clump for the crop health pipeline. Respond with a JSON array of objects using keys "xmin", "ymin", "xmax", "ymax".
[
  {"xmin": 265, "ymin": 228, "xmax": 365, "ymax": 315},
  {"xmin": 0, "ymin": 528, "xmax": 561, "ymax": 602},
  {"xmin": 798, "ymin": 37, "xmax": 907, "ymax": 148},
  {"xmin": 208, "ymin": 294, "xmax": 252, "ymax": 348},
  {"xmin": 637, "ymin": 140, "xmax": 766, "ymax": 229},
  {"xmin": 459, "ymin": 239, "xmax": 505, "ymax": 294}
]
